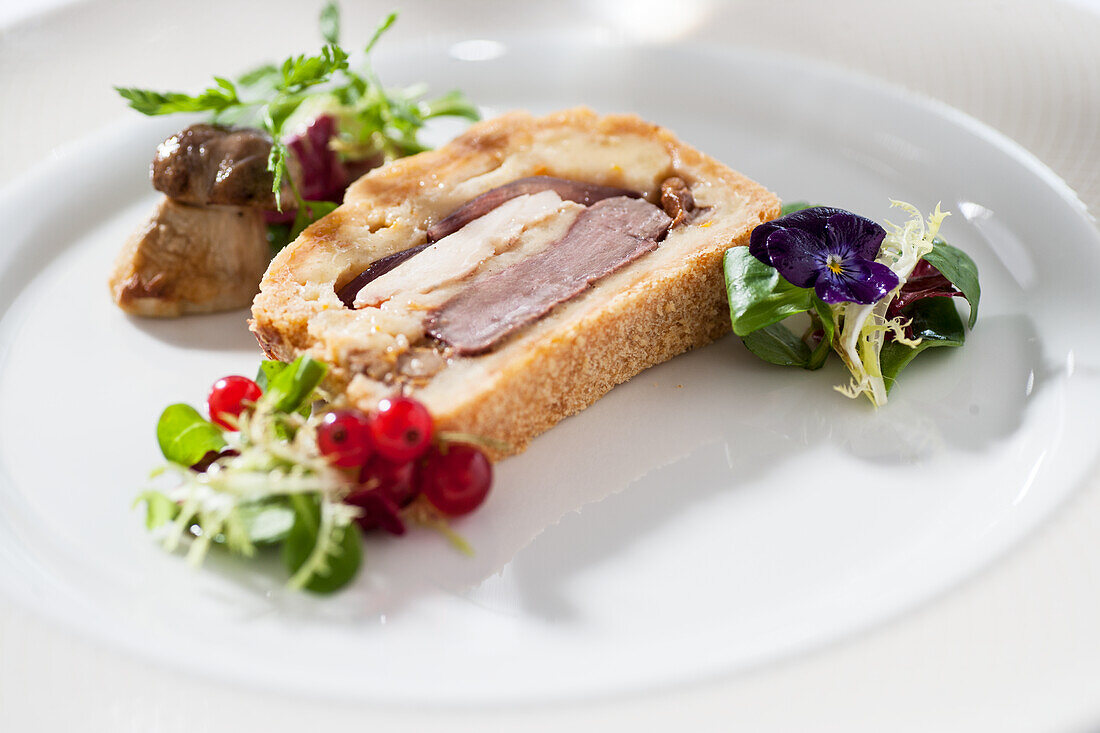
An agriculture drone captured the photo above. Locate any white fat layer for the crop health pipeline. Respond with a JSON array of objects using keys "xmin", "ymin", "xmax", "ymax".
[{"xmin": 352, "ymin": 190, "xmax": 567, "ymax": 308}]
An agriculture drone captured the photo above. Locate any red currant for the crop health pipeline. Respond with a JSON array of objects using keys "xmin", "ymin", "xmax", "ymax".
[
  {"xmin": 418, "ymin": 443, "xmax": 492, "ymax": 517},
  {"xmin": 317, "ymin": 410, "xmax": 374, "ymax": 467},
  {"xmin": 368, "ymin": 396, "xmax": 434, "ymax": 462},
  {"xmin": 344, "ymin": 488, "xmax": 406, "ymax": 535},
  {"xmin": 207, "ymin": 376, "xmax": 262, "ymax": 430},
  {"xmin": 357, "ymin": 455, "xmax": 419, "ymax": 507}
]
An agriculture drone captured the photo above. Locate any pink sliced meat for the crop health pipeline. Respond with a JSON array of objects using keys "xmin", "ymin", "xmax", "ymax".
[
  {"xmin": 426, "ymin": 176, "xmax": 640, "ymax": 243},
  {"xmin": 425, "ymin": 196, "xmax": 672, "ymax": 355}
]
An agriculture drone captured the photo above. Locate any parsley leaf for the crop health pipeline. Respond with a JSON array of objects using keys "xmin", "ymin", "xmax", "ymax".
[
  {"xmin": 115, "ymin": 77, "xmax": 240, "ymax": 116},
  {"xmin": 278, "ymin": 44, "xmax": 348, "ymax": 92},
  {"xmin": 364, "ymin": 11, "xmax": 397, "ymax": 54},
  {"xmin": 237, "ymin": 63, "xmax": 279, "ymax": 88}
]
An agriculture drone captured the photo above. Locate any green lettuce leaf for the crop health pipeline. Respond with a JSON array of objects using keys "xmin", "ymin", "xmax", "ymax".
[
  {"xmin": 741, "ymin": 323, "xmax": 812, "ymax": 366},
  {"xmin": 881, "ymin": 297, "xmax": 966, "ymax": 391},
  {"xmin": 156, "ymin": 404, "xmax": 227, "ymax": 466},
  {"xmin": 807, "ymin": 297, "xmax": 835, "ymax": 370},
  {"xmin": 238, "ymin": 498, "xmax": 296, "ymax": 545},
  {"xmin": 924, "ymin": 237, "xmax": 981, "ymax": 328},
  {"xmin": 724, "ymin": 247, "xmax": 814, "ymax": 336},
  {"xmin": 255, "ymin": 359, "xmax": 287, "ymax": 391},
  {"xmin": 282, "ymin": 494, "xmax": 361, "ymax": 594},
  {"xmin": 259, "ymin": 355, "xmax": 327, "ymax": 415},
  {"xmin": 739, "ymin": 296, "xmax": 834, "ymax": 371}
]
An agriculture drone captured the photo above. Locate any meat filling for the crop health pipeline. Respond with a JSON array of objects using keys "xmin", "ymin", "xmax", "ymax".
[
  {"xmin": 352, "ymin": 191, "xmax": 568, "ymax": 309},
  {"xmin": 425, "ymin": 176, "xmax": 641, "ymax": 243},
  {"xmin": 425, "ymin": 196, "xmax": 672, "ymax": 355},
  {"xmin": 337, "ymin": 177, "xmax": 640, "ymax": 307},
  {"xmin": 335, "ymin": 174, "xmax": 694, "ymax": 367}
]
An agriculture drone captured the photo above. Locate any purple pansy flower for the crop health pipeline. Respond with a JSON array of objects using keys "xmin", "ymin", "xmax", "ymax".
[{"xmin": 749, "ymin": 207, "xmax": 899, "ymax": 305}]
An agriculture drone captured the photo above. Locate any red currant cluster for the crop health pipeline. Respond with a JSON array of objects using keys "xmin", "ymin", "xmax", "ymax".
[{"xmin": 206, "ymin": 376, "xmax": 492, "ymax": 536}]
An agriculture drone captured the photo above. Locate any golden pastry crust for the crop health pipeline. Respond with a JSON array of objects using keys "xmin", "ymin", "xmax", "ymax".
[{"xmin": 251, "ymin": 107, "xmax": 779, "ymax": 459}]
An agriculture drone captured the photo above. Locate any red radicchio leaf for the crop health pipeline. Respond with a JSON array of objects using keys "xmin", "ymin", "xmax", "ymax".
[
  {"xmin": 886, "ymin": 259, "xmax": 965, "ymax": 339},
  {"xmin": 264, "ymin": 114, "xmax": 350, "ymax": 225},
  {"xmin": 887, "ymin": 260, "xmax": 965, "ymax": 317},
  {"xmin": 290, "ymin": 114, "xmax": 348, "ymax": 203},
  {"xmin": 190, "ymin": 448, "xmax": 240, "ymax": 473}
]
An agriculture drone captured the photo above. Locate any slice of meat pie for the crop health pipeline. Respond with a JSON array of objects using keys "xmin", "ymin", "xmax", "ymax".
[{"xmin": 251, "ymin": 108, "xmax": 779, "ymax": 458}]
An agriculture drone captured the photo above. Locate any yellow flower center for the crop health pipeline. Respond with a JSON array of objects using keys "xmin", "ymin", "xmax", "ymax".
[{"xmin": 826, "ymin": 255, "xmax": 844, "ymax": 274}]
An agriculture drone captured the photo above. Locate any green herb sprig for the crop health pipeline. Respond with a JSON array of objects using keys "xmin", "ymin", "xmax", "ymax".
[{"xmin": 115, "ymin": 3, "xmax": 478, "ymax": 211}]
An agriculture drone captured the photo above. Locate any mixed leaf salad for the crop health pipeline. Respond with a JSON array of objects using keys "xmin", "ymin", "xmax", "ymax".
[
  {"xmin": 138, "ymin": 357, "xmax": 496, "ymax": 593},
  {"xmin": 726, "ymin": 201, "xmax": 980, "ymax": 405}
]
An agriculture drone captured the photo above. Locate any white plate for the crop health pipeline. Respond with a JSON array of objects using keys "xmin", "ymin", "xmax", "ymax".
[{"xmin": 1, "ymin": 37, "xmax": 1099, "ymax": 707}]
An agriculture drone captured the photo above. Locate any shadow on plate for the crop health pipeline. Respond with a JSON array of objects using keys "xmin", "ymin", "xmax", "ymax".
[
  {"xmin": 184, "ymin": 313, "xmax": 1047, "ymax": 626},
  {"xmin": 126, "ymin": 309, "xmax": 260, "ymax": 352}
]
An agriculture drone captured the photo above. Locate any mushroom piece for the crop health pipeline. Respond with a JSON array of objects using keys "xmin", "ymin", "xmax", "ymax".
[
  {"xmin": 152, "ymin": 124, "xmax": 284, "ymax": 208},
  {"xmin": 109, "ymin": 197, "xmax": 269, "ymax": 317},
  {"xmin": 659, "ymin": 176, "xmax": 695, "ymax": 227},
  {"xmin": 114, "ymin": 119, "xmax": 353, "ymax": 318}
]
